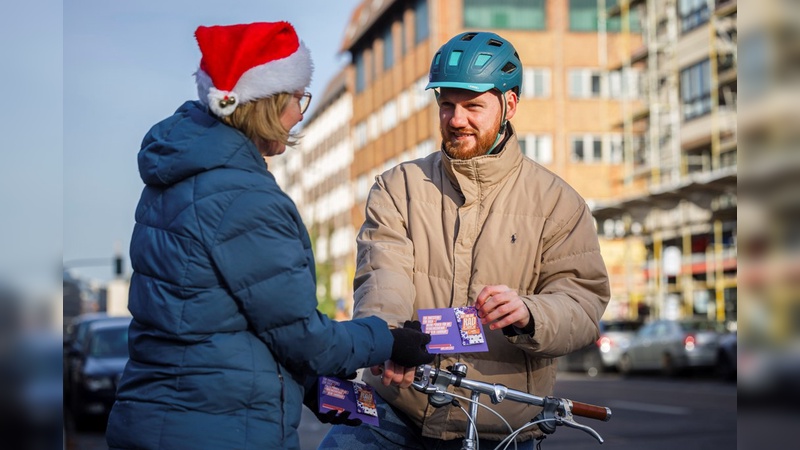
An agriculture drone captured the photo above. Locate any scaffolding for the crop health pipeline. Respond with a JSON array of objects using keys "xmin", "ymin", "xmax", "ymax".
[{"xmin": 597, "ymin": 0, "xmax": 738, "ymax": 324}]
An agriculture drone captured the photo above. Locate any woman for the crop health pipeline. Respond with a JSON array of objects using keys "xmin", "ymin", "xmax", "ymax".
[{"xmin": 105, "ymin": 21, "xmax": 432, "ymax": 450}]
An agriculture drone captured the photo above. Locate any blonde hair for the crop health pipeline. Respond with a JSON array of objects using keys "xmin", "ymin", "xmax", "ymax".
[{"xmin": 219, "ymin": 92, "xmax": 300, "ymax": 148}]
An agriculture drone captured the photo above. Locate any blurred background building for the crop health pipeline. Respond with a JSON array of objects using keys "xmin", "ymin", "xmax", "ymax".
[
  {"xmin": 271, "ymin": 0, "xmax": 737, "ymax": 330},
  {"xmin": 736, "ymin": 0, "xmax": 800, "ymax": 407},
  {"xmin": 63, "ymin": 252, "xmax": 132, "ymax": 328},
  {"xmin": 592, "ymin": 0, "xmax": 737, "ymax": 326}
]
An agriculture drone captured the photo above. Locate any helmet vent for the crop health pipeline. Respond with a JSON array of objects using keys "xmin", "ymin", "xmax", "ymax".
[
  {"xmin": 448, "ymin": 50, "xmax": 463, "ymax": 67},
  {"xmin": 487, "ymin": 39, "xmax": 504, "ymax": 47},
  {"xmin": 461, "ymin": 33, "xmax": 478, "ymax": 41},
  {"xmin": 501, "ymin": 62, "xmax": 518, "ymax": 74},
  {"xmin": 475, "ymin": 54, "xmax": 491, "ymax": 67}
]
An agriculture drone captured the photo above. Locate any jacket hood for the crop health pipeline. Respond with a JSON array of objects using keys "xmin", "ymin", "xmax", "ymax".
[{"xmin": 138, "ymin": 101, "xmax": 265, "ymax": 187}]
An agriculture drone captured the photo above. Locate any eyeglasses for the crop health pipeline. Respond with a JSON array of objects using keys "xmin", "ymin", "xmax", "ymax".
[{"xmin": 293, "ymin": 91, "xmax": 312, "ymax": 114}]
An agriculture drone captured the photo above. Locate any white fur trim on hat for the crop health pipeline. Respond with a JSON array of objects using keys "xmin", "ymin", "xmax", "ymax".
[{"xmin": 195, "ymin": 42, "xmax": 313, "ymax": 117}]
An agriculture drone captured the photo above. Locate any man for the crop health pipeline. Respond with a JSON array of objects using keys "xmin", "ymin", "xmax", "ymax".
[{"xmin": 320, "ymin": 31, "xmax": 610, "ymax": 449}]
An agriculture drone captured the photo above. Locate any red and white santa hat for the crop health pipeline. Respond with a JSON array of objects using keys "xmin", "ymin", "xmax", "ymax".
[{"xmin": 194, "ymin": 21, "xmax": 313, "ymax": 117}]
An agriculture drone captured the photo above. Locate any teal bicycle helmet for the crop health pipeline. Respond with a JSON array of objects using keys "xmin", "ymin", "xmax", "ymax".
[{"xmin": 426, "ymin": 31, "xmax": 522, "ymax": 94}]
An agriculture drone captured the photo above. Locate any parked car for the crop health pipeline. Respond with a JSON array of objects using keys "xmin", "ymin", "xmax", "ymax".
[
  {"xmin": 558, "ymin": 320, "xmax": 643, "ymax": 375},
  {"xmin": 715, "ymin": 331, "xmax": 737, "ymax": 381},
  {"xmin": 0, "ymin": 330, "xmax": 63, "ymax": 449},
  {"xmin": 63, "ymin": 314, "xmax": 130, "ymax": 402},
  {"xmin": 596, "ymin": 320, "xmax": 644, "ymax": 370},
  {"xmin": 64, "ymin": 312, "xmax": 111, "ymax": 346},
  {"xmin": 65, "ymin": 317, "xmax": 131, "ymax": 428},
  {"xmin": 739, "ymin": 344, "xmax": 800, "ymax": 404},
  {"xmin": 618, "ymin": 318, "xmax": 727, "ymax": 376}
]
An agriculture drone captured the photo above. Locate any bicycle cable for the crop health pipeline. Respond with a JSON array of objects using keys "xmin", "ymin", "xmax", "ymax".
[
  {"xmin": 452, "ymin": 400, "xmax": 480, "ymax": 450},
  {"xmin": 445, "ymin": 390, "xmax": 517, "ymax": 450},
  {"xmin": 495, "ymin": 419, "xmax": 557, "ymax": 450}
]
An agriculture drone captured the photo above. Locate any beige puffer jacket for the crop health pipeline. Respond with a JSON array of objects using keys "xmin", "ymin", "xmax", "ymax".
[{"xmin": 353, "ymin": 127, "xmax": 610, "ymax": 442}]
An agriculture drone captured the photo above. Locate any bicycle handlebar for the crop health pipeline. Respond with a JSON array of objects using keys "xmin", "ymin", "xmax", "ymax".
[
  {"xmin": 411, "ymin": 363, "xmax": 611, "ymax": 445},
  {"xmin": 569, "ymin": 399, "xmax": 612, "ymax": 422}
]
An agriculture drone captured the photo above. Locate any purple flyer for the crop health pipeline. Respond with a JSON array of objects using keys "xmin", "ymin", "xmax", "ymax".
[
  {"xmin": 317, "ymin": 376, "xmax": 380, "ymax": 426},
  {"xmin": 418, "ymin": 307, "xmax": 489, "ymax": 354}
]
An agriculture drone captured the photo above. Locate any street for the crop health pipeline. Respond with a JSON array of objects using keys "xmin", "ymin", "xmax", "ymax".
[
  {"xmin": 66, "ymin": 372, "xmax": 736, "ymax": 449},
  {"xmin": 546, "ymin": 372, "xmax": 736, "ymax": 449}
]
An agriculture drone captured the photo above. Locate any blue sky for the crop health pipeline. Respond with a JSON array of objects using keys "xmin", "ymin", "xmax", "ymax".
[
  {"xmin": 0, "ymin": 1, "xmax": 63, "ymax": 298},
  {"xmin": 1, "ymin": 0, "xmax": 365, "ymax": 297}
]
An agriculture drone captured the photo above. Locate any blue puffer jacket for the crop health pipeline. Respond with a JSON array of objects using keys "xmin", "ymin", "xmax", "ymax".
[{"xmin": 106, "ymin": 101, "xmax": 393, "ymax": 450}]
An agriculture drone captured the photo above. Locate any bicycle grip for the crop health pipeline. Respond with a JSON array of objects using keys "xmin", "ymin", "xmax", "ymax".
[{"xmin": 570, "ymin": 400, "xmax": 612, "ymax": 422}]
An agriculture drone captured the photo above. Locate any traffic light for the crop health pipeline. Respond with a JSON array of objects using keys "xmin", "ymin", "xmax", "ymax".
[{"xmin": 114, "ymin": 254, "xmax": 124, "ymax": 277}]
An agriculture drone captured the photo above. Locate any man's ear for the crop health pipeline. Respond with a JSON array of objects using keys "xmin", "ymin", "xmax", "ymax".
[{"xmin": 504, "ymin": 90, "xmax": 518, "ymax": 120}]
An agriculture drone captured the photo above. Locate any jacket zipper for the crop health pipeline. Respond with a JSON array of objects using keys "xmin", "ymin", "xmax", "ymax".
[{"xmin": 277, "ymin": 367, "xmax": 285, "ymax": 443}]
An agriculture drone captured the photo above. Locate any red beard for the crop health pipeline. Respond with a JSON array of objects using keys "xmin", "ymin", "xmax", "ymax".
[{"xmin": 441, "ymin": 116, "xmax": 501, "ymax": 160}]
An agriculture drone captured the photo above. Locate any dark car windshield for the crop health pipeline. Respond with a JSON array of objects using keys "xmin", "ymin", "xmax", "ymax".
[
  {"xmin": 602, "ymin": 321, "xmax": 642, "ymax": 332},
  {"xmin": 89, "ymin": 327, "xmax": 129, "ymax": 358},
  {"xmin": 679, "ymin": 321, "xmax": 726, "ymax": 333}
]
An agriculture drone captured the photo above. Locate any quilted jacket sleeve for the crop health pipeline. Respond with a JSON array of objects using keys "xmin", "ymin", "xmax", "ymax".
[
  {"xmin": 209, "ymin": 187, "xmax": 392, "ymax": 376},
  {"xmin": 352, "ymin": 175, "xmax": 417, "ymax": 328},
  {"xmin": 509, "ymin": 202, "xmax": 611, "ymax": 357}
]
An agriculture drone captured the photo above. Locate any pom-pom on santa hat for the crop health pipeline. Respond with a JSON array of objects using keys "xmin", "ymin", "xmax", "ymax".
[{"xmin": 194, "ymin": 21, "xmax": 313, "ymax": 117}]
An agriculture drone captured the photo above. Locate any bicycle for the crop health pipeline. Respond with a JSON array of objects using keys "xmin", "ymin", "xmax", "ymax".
[{"xmin": 411, "ymin": 363, "xmax": 612, "ymax": 450}]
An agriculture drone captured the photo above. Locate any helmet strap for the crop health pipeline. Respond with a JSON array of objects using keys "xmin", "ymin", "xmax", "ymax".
[{"xmin": 486, "ymin": 92, "xmax": 508, "ymax": 155}]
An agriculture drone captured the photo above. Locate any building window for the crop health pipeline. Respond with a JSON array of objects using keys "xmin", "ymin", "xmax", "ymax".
[
  {"xmin": 569, "ymin": 0, "xmax": 599, "ymax": 31},
  {"xmin": 398, "ymin": 91, "xmax": 411, "ymax": 121},
  {"xmin": 367, "ymin": 114, "xmax": 380, "ymax": 141},
  {"xmin": 354, "ymin": 121, "xmax": 367, "ymax": 149},
  {"xmin": 570, "ymin": 134, "xmax": 623, "ymax": 163},
  {"xmin": 464, "ymin": 0, "xmax": 546, "ymax": 30},
  {"xmin": 356, "ymin": 174, "xmax": 370, "ymax": 202},
  {"xmin": 400, "ymin": 18, "xmax": 407, "ymax": 56},
  {"xmin": 608, "ymin": 68, "xmax": 640, "ymax": 99},
  {"xmin": 355, "ymin": 51, "xmax": 365, "ymax": 93},
  {"xmin": 608, "ymin": 135, "xmax": 623, "ymax": 163},
  {"xmin": 569, "ymin": 0, "xmax": 641, "ymax": 32},
  {"xmin": 522, "ymin": 68, "xmax": 550, "ymax": 98},
  {"xmin": 415, "ymin": 139, "xmax": 435, "ymax": 159},
  {"xmin": 519, "ymin": 135, "xmax": 553, "ymax": 164},
  {"xmin": 609, "ymin": 0, "xmax": 641, "ymax": 32},
  {"xmin": 383, "ymin": 26, "xmax": 394, "ymax": 71},
  {"xmin": 414, "ymin": 76, "xmax": 432, "ymax": 110},
  {"xmin": 571, "ymin": 135, "xmax": 603, "ymax": 163},
  {"xmin": 381, "ymin": 100, "xmax": 398, "ymax": 132},
  {"xmin": 369, "ymin": 49, "xmax": 376, "ymax": 85},
  {"xmin": 414, "ymin": 0, "xmax": 429, "ymax": 44},
  {"xmin": 680, "ymin": 59, "xmax": 712, "ymax": 120},
  {"xmin": 569, "ymin": 69, "xmax": 604, "ymax": 98},
  {"xmin": 679, "ymin": 0, "xmax": 710, "ymax": 33}
]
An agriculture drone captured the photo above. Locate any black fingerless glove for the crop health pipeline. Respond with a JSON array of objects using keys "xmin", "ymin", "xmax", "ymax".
[
  {"xmin": 303, "ymin": 374, "xmax": 363, "ymax": 427},
  {"xmin": 389, "ymin": 320, "xmax": 435, "ymax": 367},
  {"xmin": 317, "ymin": 409, "xmax": 363, "ymax": 426}
]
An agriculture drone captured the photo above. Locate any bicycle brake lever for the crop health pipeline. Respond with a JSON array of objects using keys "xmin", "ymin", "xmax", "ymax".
[
  {"xmin": 559, "ymin": 418, "xmax": 604, "ymax": 444},
  {"xmin": 411, "ymin": 364, "xmax": 454, "ymax": 407},
  {"xmin": 536, "ymin": 397, "xmax": 604, "ymax": 443},
  {"xmin": 411, "ymin": 364, "xmax": 434, "ymax": 392}
]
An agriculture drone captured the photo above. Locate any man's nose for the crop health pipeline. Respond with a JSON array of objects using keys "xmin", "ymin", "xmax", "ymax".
[{"xmin": 448, "ymin": 105, "xmax": 468, "ymax": 128}]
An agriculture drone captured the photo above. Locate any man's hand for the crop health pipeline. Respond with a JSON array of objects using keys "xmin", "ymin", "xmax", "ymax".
[
  {"xmin": 370, "ymin": 360, "xmax": 417, "ymax": 388},
  {"xmin": 475, "ymin": 285, "xmax": 531, "ymax": 331}
]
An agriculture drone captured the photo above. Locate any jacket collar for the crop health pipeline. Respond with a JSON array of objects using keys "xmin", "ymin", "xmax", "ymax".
[{"xmin": 441, "ymin": 123, "xmax": 523, "ymax": 205}]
